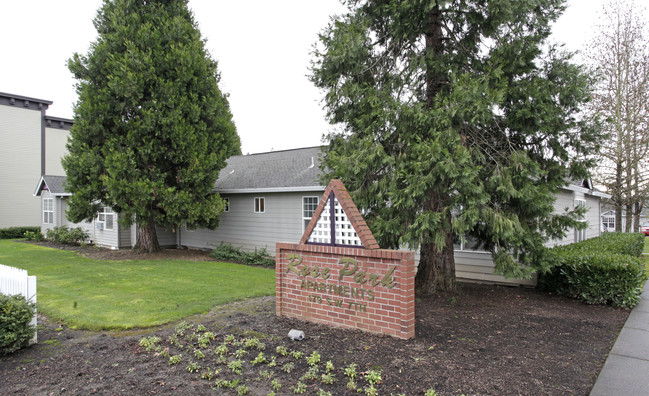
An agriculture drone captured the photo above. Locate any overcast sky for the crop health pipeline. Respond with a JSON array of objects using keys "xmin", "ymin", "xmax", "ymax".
[{"xmin": 1, "ymin": 0, "xmax": 610, "ymax": 154}]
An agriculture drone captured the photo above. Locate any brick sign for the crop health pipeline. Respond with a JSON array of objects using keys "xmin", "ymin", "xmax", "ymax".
[{"xmin": 275, "ymin": 180, "xmax": 415, "ymax": 339}]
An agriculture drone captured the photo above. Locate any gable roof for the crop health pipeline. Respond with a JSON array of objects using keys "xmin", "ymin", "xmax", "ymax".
[
  {"xmin": 300, "ymin": 179, "xmax": 380, "ymax": 249},
  {"xmin": 34, "ymin": 175, "xmax": 70, "ymax": 197},
  {"xmin": 213, "ymin": 146, "xmax": 326, "ymax": 193}
]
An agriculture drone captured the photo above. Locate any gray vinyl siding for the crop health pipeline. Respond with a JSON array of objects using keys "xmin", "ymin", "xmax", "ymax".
[
  {"xmin": 156, "ymin": 226, "xmax": 177, "ymax": 247},
  {"xmin": 179, "ymin": 192, "xmax": 315, "ymax": 254},
  {"xmin": 584, "ymin": 195, "xmax": 601, "ymax": 240},
  {"xmin": 119, "ymin": 224, "xmax": 132, "ymax": 248},
  {"xmin": 45, "ymin": 126, "xmax": 68, "ymax": 175},
  {"xmin": 1, "ymin": 105, "xmax": 42, "ymax": 227},
  {"xmin": 454, "ymin": 250, "xmax": 537, "ymax": 286}
]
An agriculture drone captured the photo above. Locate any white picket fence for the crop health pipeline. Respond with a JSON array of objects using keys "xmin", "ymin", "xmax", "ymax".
[{"xmin": 0, "ymin": 264, "xmax": 37, "ymax": 343}]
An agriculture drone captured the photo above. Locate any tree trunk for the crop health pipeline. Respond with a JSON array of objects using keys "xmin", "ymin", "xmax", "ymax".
[
  {"xmin": 134, "ymin": 217, "xmax": 161, "ymax": 253},
  {"xmin": 415, "ymin": 232, "xmax": 456, "ymax": 294},
  {"xmin": 625, "ymin": 201, "xmax": 633, "ymax": 232},
  {"xmin": 414, "ymin": 6, "xmax": 457, "ymax": 293}
]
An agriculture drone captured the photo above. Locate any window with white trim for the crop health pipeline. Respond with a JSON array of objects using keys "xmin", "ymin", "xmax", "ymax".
[
  {"xmin": 43, "ymin": 198, "xmax": 53, "ymax": 224},
  {"xmin": 97, "ymin": 207, "xmax": 114, "ymax": 230},
  {"xmin": 601, "ymin": 211, "xmax": 615, "ymax": 231},
  {"xmin": 254, "ymin": 197, "xmax": 265, "ymax": 213},
  {"xmin": 303, "ymin": 196, "xmax": 319, "ymax": 231},
  {"xmin": 224, "ymin": 198, "xmax": 230, "ymax": 213}
]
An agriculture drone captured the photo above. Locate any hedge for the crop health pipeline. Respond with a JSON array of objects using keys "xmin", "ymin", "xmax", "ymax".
[
  {"xmin": 539, "ymin": 233, "xmax": 647, "ymax": 308},
  {"xmin": 0, "ymin": 227, "xmax": 40, "ymax": 239},
  {"xmin": 0, "ymin": 294, "xmax": 36, "ymax": 355},
  {"xmin": 209, "ymin": 244, "xmax": 275, "ymax": 267}
]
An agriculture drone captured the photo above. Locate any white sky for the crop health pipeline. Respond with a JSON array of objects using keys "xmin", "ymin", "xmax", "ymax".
[{"xmin": 0, "ymin": 0, "xmax": 612, "ymax": 154}]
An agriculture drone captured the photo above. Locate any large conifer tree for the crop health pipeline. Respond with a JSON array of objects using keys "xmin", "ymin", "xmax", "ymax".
[
  {"xmin": 64, "ymin": 0, "xmax": 240, "ymax": 253},
  {"xmin": 311, "ymin": 0, "xmax": 602, "ymax": 292}
]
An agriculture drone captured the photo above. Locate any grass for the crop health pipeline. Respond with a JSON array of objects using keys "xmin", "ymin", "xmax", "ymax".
[{"xmin": 0, "ymin": 240, "xmax": 275, "ymax": 330}]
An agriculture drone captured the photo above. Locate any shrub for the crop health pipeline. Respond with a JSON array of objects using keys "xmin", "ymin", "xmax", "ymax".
[
  {"xmin": 0, "ymin": 294, "xmax": 36, "ymax": 354},
  {"xmin": 209, "ymin": 244, "xmax": 275, "ymax": 267},
  {"xmin": 23, "ymin": 230, "xmax": 45, "ymax": 241},
  {"xmin": 46, "ymin": 226, "xmax": 89, "ymax": 245},
  {"xmin": 0, "ymin": 227, "xmax": 41, "ymax": 239},
  {"xmin": 568, "ymin": 232, "xmax": 645, "ymax": 258},
  {"xmin": 539, "ymin": 233, "xmax": 648, "ymax": 308}
]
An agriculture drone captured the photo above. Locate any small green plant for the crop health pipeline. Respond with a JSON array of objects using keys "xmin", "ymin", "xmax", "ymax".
[
  {"xmin": 325, "ymin": 360, "xmax": 334, "ymax": 372},
  {"xmin": 228, "ymin": 359, "xmax": 244, "ymax": 375},
  {"xmin": 364, "ymin": 385, "xmax": 378, "ymax": 396},
  {"xmin": 157, "ymin": 348, "xmax": 170, "ymax": 358},
  {"xmin": 244, "ymin": 337, "xmax": 265, "ymax": 350},
  {"xmin": 282, "ymin": 362, "xmax": 295, "ymax": 373},
  {"xmin": 168, "ymin": 334, "xmax": 181, "ymax": 347},
  {"xmin": 317, "ymin": 389, "xmax": 333, "ymax": 396},
  {"xmin": 236, "ymin": 385, "xmax": 249, "ymax": 395},
  {"xmin": 251, "ymin": 352, "xmax": 268, "ymax": 365},
  {"xmin": 346, "ymin": 379, "xmax": 357, "ymax": 391},
  {"xmin": 258, "ymin": 369, "xmax": 273, "ymax": 380},
  {"xmin": 216, "ymin": 355, "xmax": 227, "ymax": 365},
  {"xmin": 201, "ymin": 368, "xmax": 216, "ymax": 380},
  {"xmin": 224, "ymin": 334, "xmax": 236, "ymax": 343},
  {"xmin": 198, "ymin": 332, "xmax": 216, "ymax": 348},
  {"xmin": 425, "ymin": 389, "xmax": 438, "ymax": 396},
  {"xmin": 214, "ymin": 343, "xmax": 229, "ymax": 356},
  {"xmin": 292, "ymin": 381, "xmax": 307, "ymax": 394},
  {"xmin": 196, "ymin": 324, "xmax": 207, "ymax": 332},
  {"xmin": 268, "ymin": 355, "xmax": 277, "ymax": 367},
  {"xmin": 344, "ymin": 363, "xmax": 358, "ymax": 380},
  {"xmin": 301, "ymin": 366, "xmax": 319, "ymax": 381},
  {"xmin": 138, "ymin": 336, "xmax": 161, "ymax": 351},
  {"xmin": 271, "ymin": 378, "xmax": 281, "ymax": 391},
  {"xmin": 235, "ymin": 348, "xmax": 249, "ymax": 359},
  {"xmin": 307, "ymin": 350, "xmax": 321, "ymax": 366},
  {"xmin": 194, "ymin": 349, "xmax": 205, "ymax": 359},
  {"xmin": 174, "ymin": 321, "xmax": 193, "ymax": 337},
  {"xmin": 168, "ymin": 354, "xmax": 182, "ymax": 365},
  {"xmin": 276, "ymin": 345, "xmax": 289, "ymax": 356},
  {"xmin": 321, "ymin": 372, "xmax": 336, "ymax": 385},
  {"xmin": 365, "ymin": 369, "xmax": 382, "ymax": 386},
  {"xmin": 290, "ymin": 350, "xmax": 303, "ymax": 360},
  {"xmin": 186, "ymin": 361, "xmax": 200, "ymax": 373}
]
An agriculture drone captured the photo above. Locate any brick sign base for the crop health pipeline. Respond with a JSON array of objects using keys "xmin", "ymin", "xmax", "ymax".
[{"xmin": 276, "ymin": 242, "xmax": 415, "ymax": 339}]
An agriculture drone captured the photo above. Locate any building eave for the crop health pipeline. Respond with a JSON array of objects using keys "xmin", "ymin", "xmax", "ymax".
[{"xmin": 214, "ymin": 186, "xmax": 327, "ymax": 194}]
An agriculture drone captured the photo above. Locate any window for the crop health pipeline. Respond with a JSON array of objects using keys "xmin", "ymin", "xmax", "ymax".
[
  {"xmin": 254, "ymin": 197, "xmax": 265, "ymax": 213},
  {"xmin": 43, "ymin": 198, "xmax": 53, "ymax": 224},
  {"xmin": 224, "ymin": 198, "xmax": 230, "ymax": 213},
  {"xmin": 303, "ymin": 196, "xmax": 319, "ymax": 231},
  {"xmin": 601, "ymin": 211, "xmax": 615, "ymax": 231},
  {"xmin": 574, "ymin": 198, "xmax": 587, "ymax": 242},
  {"xmin": 97, "ymin": 207, "xmax": 114, "ymax": 230}
]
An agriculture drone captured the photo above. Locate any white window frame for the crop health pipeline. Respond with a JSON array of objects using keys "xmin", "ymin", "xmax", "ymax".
[
  {"xmin": 254, "ymin": 197, "xmax": 265, "ymax": 213},
  {"xmin": 97, "ymin": 207, "xmax": 114, "ymax": 230},
  {"xmin": 43, "ymin": 198, "xmax": 54, "ymax": 224},
  {"xmin": 601, "ymin": 210, "xmax": 615, "ymax": 231},
  {"xmin": 302, "ymin": 196, "xmax": 319, "ymax": 231},
  {"xmin": 223, "ymin": 198, "xmax": 230, "ymax": 213}
]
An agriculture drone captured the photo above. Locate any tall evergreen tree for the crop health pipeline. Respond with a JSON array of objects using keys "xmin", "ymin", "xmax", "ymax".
[
  {"xmin": 311, "ymin": 0, "xmax": 601, "ymax": 292},
  {"xmin": 64, "ymin": 0, "xmax": 240, "ymax": 253}
]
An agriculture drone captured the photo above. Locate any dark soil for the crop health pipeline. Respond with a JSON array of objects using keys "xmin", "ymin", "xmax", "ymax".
[{"xmin": 1, "ymin": 245, "xmax": 629, "ymax": 395}]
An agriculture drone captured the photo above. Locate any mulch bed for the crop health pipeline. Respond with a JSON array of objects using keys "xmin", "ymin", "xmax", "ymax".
[{"xmin": 0, "ymin": 244, "xmax": 629, "ymax": 395}]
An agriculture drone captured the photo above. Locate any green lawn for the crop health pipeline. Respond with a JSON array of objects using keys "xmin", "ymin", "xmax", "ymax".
[{"xmin": 0, "ymin": 240, "xmax": 275, "ymax": 330}]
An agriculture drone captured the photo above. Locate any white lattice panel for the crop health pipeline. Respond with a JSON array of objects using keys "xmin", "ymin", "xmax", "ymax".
[{"xmin": 308, "ymin": 197, "xmax": 361, "ymax": 246}]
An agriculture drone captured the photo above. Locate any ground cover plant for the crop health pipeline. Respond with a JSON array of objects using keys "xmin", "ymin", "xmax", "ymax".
[
  {"xmin": 0, "ymin": 240, "xmax": 274, "ymax": 330},
  {"xmin": 0, "ymin": 284, "xmax": 629, "ymax": 395}
]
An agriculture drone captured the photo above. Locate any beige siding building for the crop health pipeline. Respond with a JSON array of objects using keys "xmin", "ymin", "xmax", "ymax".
[{"xmin": 0, "ymin": 92, "xmax": 71, "ymax": 228}]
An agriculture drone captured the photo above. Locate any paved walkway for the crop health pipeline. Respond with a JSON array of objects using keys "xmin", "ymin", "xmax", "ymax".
[{"xmin": 590, "ymin": 281, "xmax": 649, "ymax": 395}]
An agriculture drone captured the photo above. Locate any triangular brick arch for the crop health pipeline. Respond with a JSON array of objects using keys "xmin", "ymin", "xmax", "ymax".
[{"xmin": 299, "ymin": 179, "xmax": 380, "ymax": 249}]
